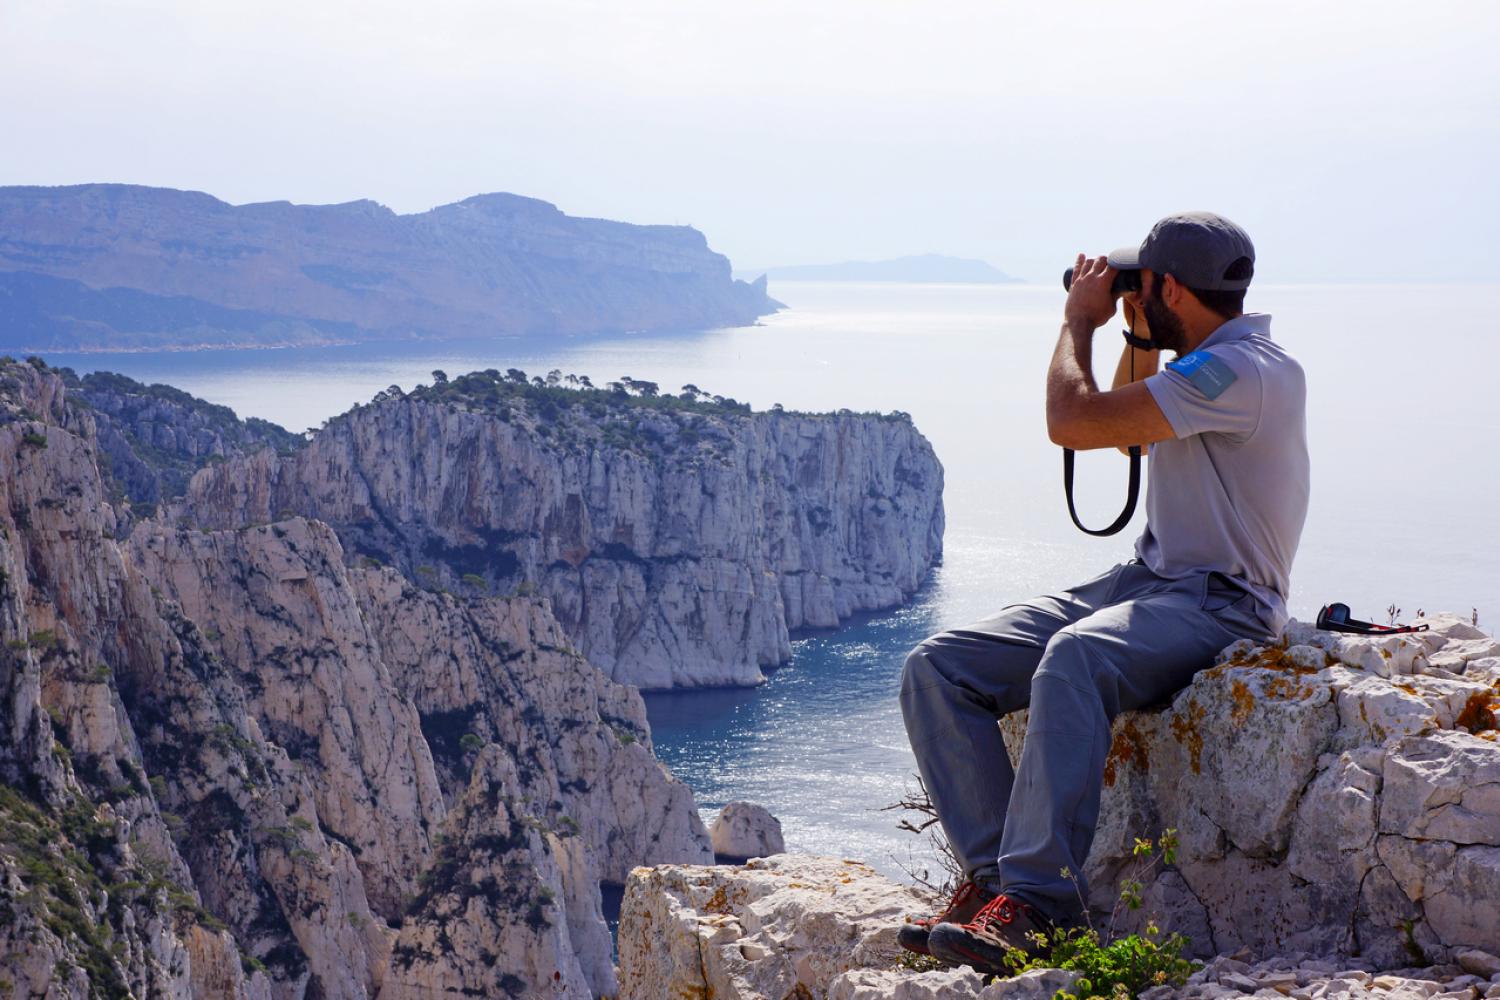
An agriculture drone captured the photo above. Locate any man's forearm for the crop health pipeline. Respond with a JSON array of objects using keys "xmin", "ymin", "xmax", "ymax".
[
  {"xmin": 1111, "ymin": 342, "xmax": 1160, "ymax": 390},
  {"xmin": 1047, "ymin": 320, "xmax": 1098, "ymax": 418}
]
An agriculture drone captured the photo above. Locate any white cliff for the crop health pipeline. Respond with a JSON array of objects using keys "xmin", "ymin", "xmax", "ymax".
[
  {"xmin": 178, "ymin": 371, "xmax": 945, "ymax": 689},
  {"xmin": 0, "ymin": 359, "xmax": 711, "ymax": 998}
]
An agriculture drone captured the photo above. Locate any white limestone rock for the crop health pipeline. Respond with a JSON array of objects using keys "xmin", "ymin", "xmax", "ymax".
[
  {"xmin": 992, "ymin": 613, "xmax": 1500, "ymax": 966},
  {"xmin": 711, "ymin": 801, "xmax": 787, "ymax": 859},
  {"xmin": 618, "ymin": 855, "xmax": 935, "ymax": 1000},
  {"xmin": 180, "ymin": 390, "xmax": 946, "ymax": 689},
  {"xmin": 619, "ymin": 855, "xmax": 1093, "ymax": 1000},
  {"xmin": 380, "ymin": 748, "xmax": 593, "ymax": 1000},
  {"xmin": 1456, "ymin": 950, "xmax": 1500, "ymax": 978},
  {"xmin": 1380, "ymin": 730, "xmax": 1500, "ymax": 844},
  {"xmin": 829, "ymin": 966, "xmax": 1082, "ymax": 999},
  {"xmin": 0, "ymin": 362, "xmax": 714, "ymax": 998}
]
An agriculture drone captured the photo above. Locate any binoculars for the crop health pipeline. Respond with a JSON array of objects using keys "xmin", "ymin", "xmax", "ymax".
[{"xmin": 1062, "ymin": 266, "xmax": 1142, "ymax": 296}]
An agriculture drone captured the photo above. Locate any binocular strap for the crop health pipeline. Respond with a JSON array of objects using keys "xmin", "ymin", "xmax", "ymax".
[{"xmin": 1062, "ymin": 446, "xmax": 1142, "ymax": 537}]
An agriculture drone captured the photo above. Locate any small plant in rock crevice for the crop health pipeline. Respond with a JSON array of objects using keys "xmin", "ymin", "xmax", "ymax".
[{"xmin": 1000, "ymin": 831, "xmax": 1199, "ymax": 1000}]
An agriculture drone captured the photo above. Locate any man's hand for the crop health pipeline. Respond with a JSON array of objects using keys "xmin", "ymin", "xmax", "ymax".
[
  {"xmin": 1063, "ymin": 253, "xmax": 1118, "ymax": 333},
  {"xmin": 1049, "ymin": 256, "xmax": 1174, "ymax": 451}
]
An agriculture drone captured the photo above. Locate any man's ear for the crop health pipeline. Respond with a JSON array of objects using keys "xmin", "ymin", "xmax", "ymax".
[{"xmin": 1161, "ymin": 272, "xmax": 1183, "ymax": 307}]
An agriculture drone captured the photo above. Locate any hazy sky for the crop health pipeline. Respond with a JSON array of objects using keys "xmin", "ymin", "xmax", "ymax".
[{"xmin": 3, "ymin": 0, "xmax": 1496, "ymax": 282}]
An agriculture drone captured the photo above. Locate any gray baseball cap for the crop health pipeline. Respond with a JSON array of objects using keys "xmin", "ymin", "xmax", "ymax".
[{"xmin": 1106, "ymin": 211, "xmax": 1255, "ymax": 291}]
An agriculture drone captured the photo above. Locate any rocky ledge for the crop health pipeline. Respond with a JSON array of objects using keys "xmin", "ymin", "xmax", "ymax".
[
  {"xmin": 1067, "ymin": 612, "xmax": 1499, "ymax": 967},
  {"xmin": 619, "ymin": 613, "xmax": 1500, "ymax": 998}
]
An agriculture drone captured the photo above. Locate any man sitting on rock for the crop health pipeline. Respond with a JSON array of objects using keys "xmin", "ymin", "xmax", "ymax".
[{"xmin": 897, "ymin": 212, "xmax": 1309, "ymax": 974}]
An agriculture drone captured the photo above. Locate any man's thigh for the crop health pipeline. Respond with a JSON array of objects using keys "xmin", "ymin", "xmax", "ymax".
[
  {"xmin": 1048, "ymin": 572, "xmax": 1246, "ymax": 712},
  {"xmin": 905, "ymin": 563, "xmax": 1131, "ymax": 716}
]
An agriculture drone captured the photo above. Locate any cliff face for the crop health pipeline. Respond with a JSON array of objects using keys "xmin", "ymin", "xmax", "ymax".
[
  {"xmin": 0, "ymin": 184, "xmax": 781, "ymax": 352},
  {"xmin": 66, "ymin": 370, "xmax": 304, "ymax": 510},
  {"xmin": 0, "ymin": 360, "xmax": 710, "ymax": 999},
  {"xmin": 180, "ymin": 373, "xmax": 946, "ymax": 688}
]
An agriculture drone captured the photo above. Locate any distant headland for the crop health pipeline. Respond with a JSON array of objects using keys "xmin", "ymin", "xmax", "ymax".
[
  {"xmin": 737, "ymin": 252, "xmax": 1018, "ymax": 283},
  {"xmin": 0, "ymin": 183, "xmax": 782, "ymax": 353}
]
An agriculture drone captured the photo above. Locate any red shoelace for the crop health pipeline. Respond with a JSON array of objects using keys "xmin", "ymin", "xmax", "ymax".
[
  {"xmin": 920, "ymin": 880, "xmax": 981, "ymax": 926},
  {"xmin": 969, "ymin": 893, "xmax": 1022, "ymax": 929}
]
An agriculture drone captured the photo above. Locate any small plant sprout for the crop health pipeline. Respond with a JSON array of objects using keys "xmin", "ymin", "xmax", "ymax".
[{"xmin": 999, "ymin": 830, "xmax": 1196, "ymax": 999}]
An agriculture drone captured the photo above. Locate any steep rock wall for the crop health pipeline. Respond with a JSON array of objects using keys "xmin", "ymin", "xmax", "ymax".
[
  {"xmin": 1, "ymin": 360, "xmax": 270, "ymax": 998},
  {"xmin": 67, "ymin": 369, "xmax": 303, "ymax": 509},
  {"xmin": 0, "ymin": 361, "xmax": 710, "ymax": 999},
  {"xmin": 180, "ymin": 376, "xmax": 945, "ymax": 689}
]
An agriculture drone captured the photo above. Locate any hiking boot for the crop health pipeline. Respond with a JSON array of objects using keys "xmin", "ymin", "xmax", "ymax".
[
  {"xmin": 926, "ymin": 893, "xmax": 1055, "ymax": 974},
  {"xmin": 896, "ymin": 880, "xmax": 997, "ymax": 957}
]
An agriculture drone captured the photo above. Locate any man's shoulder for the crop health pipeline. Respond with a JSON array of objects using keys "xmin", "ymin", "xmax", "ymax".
[{"xmin": 1208, "ymin": 333, "xmax": 1304, "ymax": 390}]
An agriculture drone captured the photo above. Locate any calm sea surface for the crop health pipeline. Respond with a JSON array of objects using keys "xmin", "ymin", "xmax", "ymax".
[{"xmin": 39, "ymin": 282, "xmax": 1500, "ymax": 881}]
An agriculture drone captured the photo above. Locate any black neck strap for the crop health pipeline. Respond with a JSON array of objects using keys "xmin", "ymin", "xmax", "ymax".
[
  {"xmin": 1060, "ymin": 312, "xmax": 1147, "ymax": 537},
  {"xmin": 1063, "ymin": 445, "xmax": 1142, "ymax": 536}
]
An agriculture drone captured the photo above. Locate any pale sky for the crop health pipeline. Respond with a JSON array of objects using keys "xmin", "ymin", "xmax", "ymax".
[{"xmin": 3, "ymin": 0, "xmax": 1496, "ymax": 282}]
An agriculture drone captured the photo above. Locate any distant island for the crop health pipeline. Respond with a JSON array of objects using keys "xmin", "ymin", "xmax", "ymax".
[
  {"xmin": 0, "ymin": 184, "xmax": 782, "ymax": 353},
  {"xmin": 738, "ymin": 253, "xmax": 1018, "ymax": 283}
]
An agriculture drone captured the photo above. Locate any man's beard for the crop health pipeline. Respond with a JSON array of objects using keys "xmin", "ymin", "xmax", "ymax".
[{"xmin": 1143, "ymin": 282, "xmax": 1189, "ymax": 356}]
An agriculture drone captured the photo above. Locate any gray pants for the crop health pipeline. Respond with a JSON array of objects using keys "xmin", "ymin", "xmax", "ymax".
[{"xmin": 899, "ymin": 560, "xmax": 1269, "ymax": 921}]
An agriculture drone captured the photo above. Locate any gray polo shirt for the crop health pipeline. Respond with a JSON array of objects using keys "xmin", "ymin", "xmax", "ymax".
[{"xmin": 1138, "ymin": 312, "xmax": 1309, "ymax": 634}]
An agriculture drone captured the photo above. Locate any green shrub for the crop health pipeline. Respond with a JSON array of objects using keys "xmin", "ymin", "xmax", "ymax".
[
  {"xmin": 998, "ymin": 831, "xmax": 1200, "ymax": 1000},
  {"xmin": 1003, "ymin": 922, "xmax": 1196, "ymax": 1000}
]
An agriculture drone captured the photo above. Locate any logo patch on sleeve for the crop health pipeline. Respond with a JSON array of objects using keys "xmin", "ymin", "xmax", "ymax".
[{"xmin": 1166, "ymin": 351, "xmax": 1237, "ymax": 400}]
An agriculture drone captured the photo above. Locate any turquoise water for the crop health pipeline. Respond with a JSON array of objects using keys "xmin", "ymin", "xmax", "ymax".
[{"xmin": 38, "ymin": 281, "xmax": 1500, "ymax": 880}]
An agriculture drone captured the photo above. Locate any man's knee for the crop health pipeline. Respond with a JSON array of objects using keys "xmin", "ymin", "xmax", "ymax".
[
  {"xmin": 900, "ymin": 636, "xmax": 944, "ymax": 701},
  {"xmin": 1034, "ymin": 627, "xmax": 1113, "ymax": 692}
]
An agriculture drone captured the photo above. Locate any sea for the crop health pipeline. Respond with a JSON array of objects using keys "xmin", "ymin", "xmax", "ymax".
[{"xmin": 37, "ymin": 281, "xmax": 1500, "ymax": 884}]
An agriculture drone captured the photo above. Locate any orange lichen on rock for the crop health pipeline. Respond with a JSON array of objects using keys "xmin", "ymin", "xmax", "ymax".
[
  {"xmin": 1222, "ymin": 640, "xmax": 1320, "ymax": 676},
  {"xmin": 1170, "ymin": 699, "xmax": 1207, "ymax": 774},
  {"xmin": 1230, "ymin": 678, "xmax": 1256, "ymax": 725},
  {"xmin": 1455, "ymin": 686, "xmax": 1500, "ymax": 734},
  {"xmin": 1265, "ymin": 674, "xmax": 1316, "ymax": 701},
  {"xmin": 702, "ymin": 883, "xmax": 748, "ymax": 914},
  {"xmin": 1103, "ymin": 717, "xmax": 1151, "ymax": 787}
]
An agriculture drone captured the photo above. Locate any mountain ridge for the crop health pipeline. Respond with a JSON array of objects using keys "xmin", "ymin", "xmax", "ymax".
[{"xmin": 0, "ymin": 183, "xmax": 780, "ymax": 352}]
